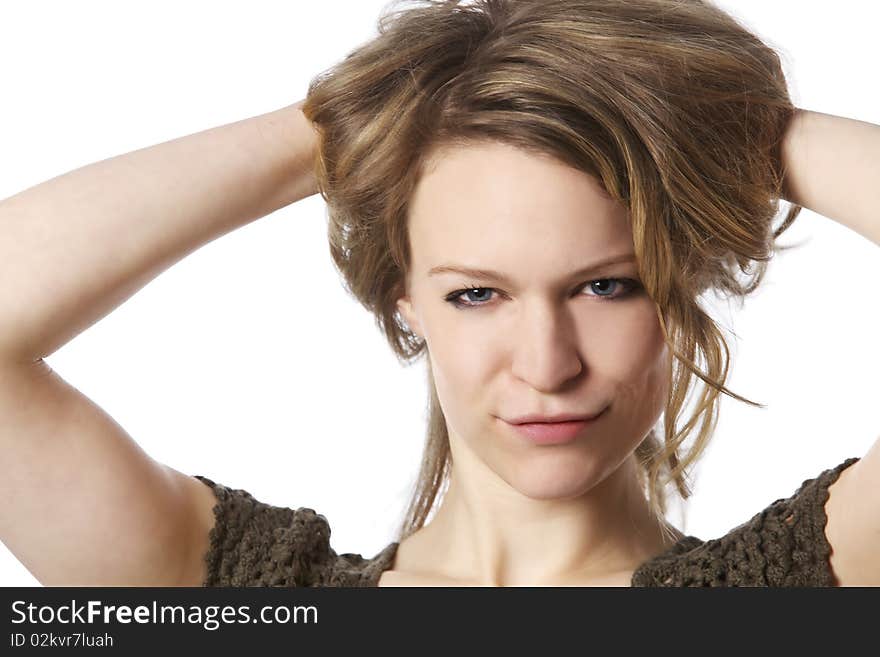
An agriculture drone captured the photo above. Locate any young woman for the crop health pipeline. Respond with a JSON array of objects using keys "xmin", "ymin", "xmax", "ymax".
[{"xmin": 1, "ymin": 0, "xmax": 877, "ymax": 587}]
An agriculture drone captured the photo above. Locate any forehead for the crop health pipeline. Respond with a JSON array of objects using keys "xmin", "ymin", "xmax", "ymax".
[{"xmin": 407, "ymin": 142, "xmax": 633, "ymax": 267}]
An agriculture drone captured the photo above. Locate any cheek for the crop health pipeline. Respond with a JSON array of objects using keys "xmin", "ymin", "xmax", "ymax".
[
  {"xmin": 422, "ymin": 319, "xmax": 510, "ymax": 452},
  {"xmin": 603, "ymin": 306, "xmax": 670, "ymax": 410},
  {"xmin": 425, "ymin": 334, "xmax": 488, "ymax": 428},
  {"xmin": 422, "ymin": 306, "xmax": 495, "ymax": 390}
]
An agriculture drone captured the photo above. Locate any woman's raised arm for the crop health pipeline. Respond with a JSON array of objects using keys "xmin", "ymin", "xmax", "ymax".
[
  {"xmin": 0, "ymin": 100, "xmax": 318, "ymax": 586},
  {"xmin": 0, "ymin": 100, "xmax": 318, "ymax": 365}
]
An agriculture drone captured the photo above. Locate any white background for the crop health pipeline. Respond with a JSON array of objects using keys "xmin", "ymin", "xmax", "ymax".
[{"xmin": 1, "ymin": 0, "xmax": 877, "ymax": 586}]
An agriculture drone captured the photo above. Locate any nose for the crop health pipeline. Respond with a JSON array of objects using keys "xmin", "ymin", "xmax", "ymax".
[{"xmin": 508, "ymin": 305, "xmax": 584, "ymax": 392}]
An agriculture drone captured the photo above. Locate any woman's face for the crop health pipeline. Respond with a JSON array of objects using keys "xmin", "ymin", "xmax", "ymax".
[{"xmin": 396, "ymin": 141, "xmax": 671, "ymax": 500}]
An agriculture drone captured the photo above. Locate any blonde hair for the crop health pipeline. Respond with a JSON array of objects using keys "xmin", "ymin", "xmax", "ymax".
[{"xmin": 300, "ymin": 0, "xmax": 802, "ymax": 541}]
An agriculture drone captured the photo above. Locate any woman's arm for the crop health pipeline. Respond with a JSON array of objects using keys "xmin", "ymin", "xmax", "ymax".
[
  {"xmin": 778, "ymin": 108, "xmax": 880, "ymax": 585},
  {"xmin": 0, "ymin": 100, "xmax": 318, "ymax": 365},
  {"xmin": 780, "ymin": 108, "xmax": 880, "ymax": 247},
  {"xmin": 0, "ymin": 100, "xmax": 320, "ymax": 586}
]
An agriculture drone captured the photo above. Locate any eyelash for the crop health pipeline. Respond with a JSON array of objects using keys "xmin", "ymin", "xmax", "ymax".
[{"xmin": 444, "ymin": 278, "xmax": 642, "ymax": 309}]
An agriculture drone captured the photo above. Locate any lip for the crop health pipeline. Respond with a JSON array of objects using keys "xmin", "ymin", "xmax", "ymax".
[
  {"xmin": 506, "ymin": 410, "xmax": 605, "ymax": 425},
  {"xmin": 502, "ymin": 408, "xmax": 607, "ymax": 445}
]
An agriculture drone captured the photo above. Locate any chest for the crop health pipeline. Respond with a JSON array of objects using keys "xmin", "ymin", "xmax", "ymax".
[{"xmin": 376, "ymin": 569, "xmax": 634, "ymax": 587}]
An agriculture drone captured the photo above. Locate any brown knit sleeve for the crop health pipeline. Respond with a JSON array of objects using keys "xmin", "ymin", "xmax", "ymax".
[
  {"xmin": 631, "ymin": 456, "xmax": 861, "ymax": 587},
  {"xmin": 192, "ymin": 475, "xmax": 336, "ymax": 587}
]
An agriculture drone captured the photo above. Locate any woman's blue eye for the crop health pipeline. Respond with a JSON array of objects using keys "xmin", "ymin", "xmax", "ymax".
[{"xmin": 444, "ymin": 278, "xmax": 642, "ymax": 309}]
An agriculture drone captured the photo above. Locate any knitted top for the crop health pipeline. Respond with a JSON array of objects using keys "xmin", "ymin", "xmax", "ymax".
[{"xmin": 193, "ymin": 456, "xmax": 859, "ymax": 587}]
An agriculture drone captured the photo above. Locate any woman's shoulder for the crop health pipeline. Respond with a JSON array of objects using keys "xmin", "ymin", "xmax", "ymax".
[
  {"xmin": 630, "ymin": 456, "xmax": 861, "ymax": 587},
  {"xmin": 193, "ymin": 475, "xmax": 391, "ymax": 587}
]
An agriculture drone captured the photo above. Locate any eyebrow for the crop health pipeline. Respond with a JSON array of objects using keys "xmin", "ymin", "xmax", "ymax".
[{"xmin": 428, "ymin": 253, "xmax": 638, "ymax": 285}]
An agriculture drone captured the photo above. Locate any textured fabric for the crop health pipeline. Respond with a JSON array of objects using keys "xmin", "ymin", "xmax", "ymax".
[
  {"xmin": 194, "ymin": 456, "xmax": 860, "ymax": 588},
  {"xmin": 629, "ymin": 456, "xmax": 860, "ymax": 586}
]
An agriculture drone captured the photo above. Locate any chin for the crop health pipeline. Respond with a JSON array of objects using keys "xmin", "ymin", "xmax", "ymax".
[
  {"xmin": 504, "ymin": 458, "xmax": 604, "ymax": 501},
  {"xmin": 514, "ymin": 479, "xmax": 598, "ymax": 502}
]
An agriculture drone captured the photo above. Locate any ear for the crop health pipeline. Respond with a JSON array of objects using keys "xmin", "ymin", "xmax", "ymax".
[{"xmin": 396, "ymin": 295, "xmax": 425, "ymax": 339}]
